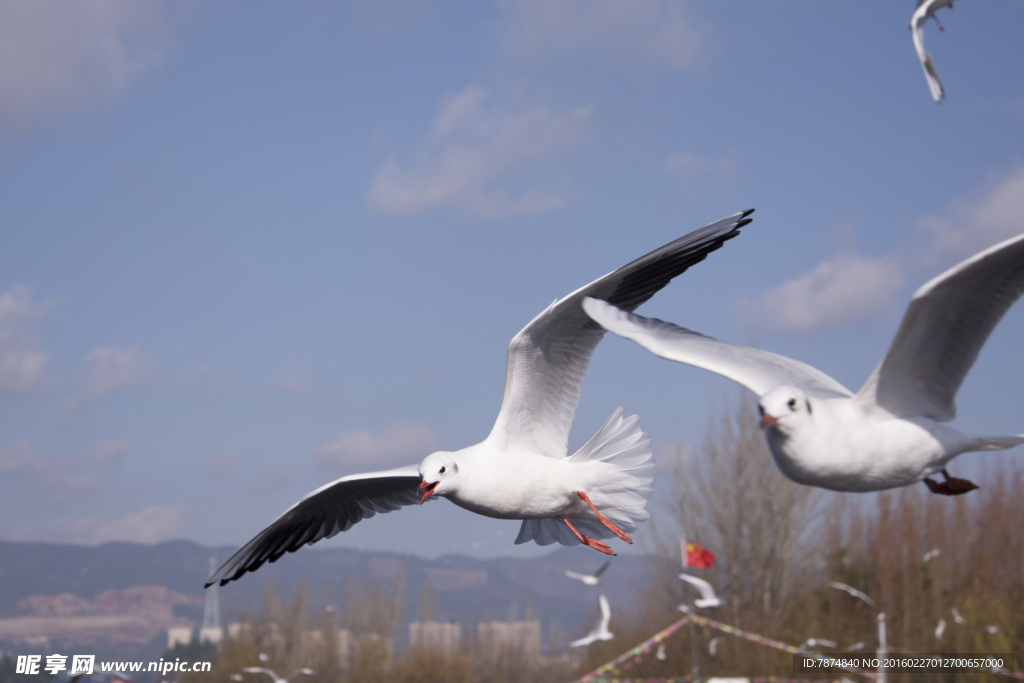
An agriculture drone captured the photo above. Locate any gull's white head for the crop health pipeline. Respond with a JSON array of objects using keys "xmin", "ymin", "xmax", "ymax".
[
  {"xmin": 758, "ymin": 386, "xmax": 813, "ymax": 433},
  {"xmin": 418, "ymin": 451, "xmax": 459, "ymax": 504}
]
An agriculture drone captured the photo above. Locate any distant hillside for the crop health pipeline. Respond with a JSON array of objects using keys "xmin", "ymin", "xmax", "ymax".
[{"xmin": 0, "ymin": 540, "xmax": 660, "ymax": 652}]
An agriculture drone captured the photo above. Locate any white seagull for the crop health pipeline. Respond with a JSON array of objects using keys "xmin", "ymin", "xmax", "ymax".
[
  {"xmin": 923, "ymin": 548, "xmax": 942, "ymax": 563},
  {"xmin": 797, "ymin": 638, "xmax": 837, "ymax": 652},
  {"xmin": 678, "ymin": 572, "xmax": 722, "ymax": 609},
  {"xmin": 583, "ymin": 232, "xmax": 1024, "ymax": 496},
  {"xmin": 829, "ymin": 582, "xmax": 877, "ymax": 608},
  {"xmin": 935, "ymin": 618, "xmax": 947, "ymax": 639},
  {"xmin": 564, "ymin": 560, "xmax": 611, "ymax": 586},
  {"xmin": 571, "ymin": 594, "xmax": 614, "ymax": 648},
  {"xmin": 206, "ymin": 210, "xmax": 755, "ymax": 587},
  {"xmin": 910, "ymin": 0, "xmax": 955, "ymax": 103},
  {"xmin": 242, "ymin": 668, "xmax": 314, "ymax": 683},
  {"xmin": 656, "ymin": 643, "xmax": 667, "ymax": 660}
]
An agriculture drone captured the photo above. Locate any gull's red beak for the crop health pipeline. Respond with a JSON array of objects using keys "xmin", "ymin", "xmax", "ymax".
[
  {"xmin": 419, "ymin": 480, "xmax": 438, "ymax": 504},
  {"xmin": 760, "ymin": 414, "xmax": 779, "ymax": 430}
]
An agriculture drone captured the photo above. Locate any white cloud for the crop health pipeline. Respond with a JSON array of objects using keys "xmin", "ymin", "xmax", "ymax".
[
  {"xmin": 368, "ymin": 86, "xmax": 591, "ymax": 218},
  {"xmin": 495, "ymin": 0, "xmax": 705, "ymax": 70},
  {"xmin": 316, "ymin": 421, "xmax": 441, "ymax": 470},
  {"xmin": 0, "ymin": 438, "xmax": 127, "ymax": 505},
  {"xmin": 69, "ymin": 505, "xmax": 186, "ymax": 544},
  {"xmin": 0, "ymin": 285, "xmax": 50, "ymax": 395},
  {"xmin": 918, "ymin": 167, "xmax": 1024, "ymax": 264},
  {"xmin": 64, "ymin": 346, "xmax": 152, "ymax": 414},
  {"xmin": 739, "ymin": 168, "xmax": 1024, "ymax": 337},
  {"xmin": 0, "ymin": 0, "xmax": 169, "ymax": 130},
  {"xmin": 741, "ymin": 254, "xmax": 905, "ymax": 336}
]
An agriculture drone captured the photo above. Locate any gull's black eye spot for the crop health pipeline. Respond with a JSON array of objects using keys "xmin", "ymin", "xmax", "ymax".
[
  {"xmin": 787, "ymin": 398, "xmax": 798, "ymax": 410},
  {"xmin": 758, "ymin": 405, "xmax": 765, "ymax": 416},
  {"xmin": 806, "ymin": 400, "xmax": 813, "ymax": 415},
  {"xmin": 439, "ymin": 466, "xmax": 446, "ymax": 474}
]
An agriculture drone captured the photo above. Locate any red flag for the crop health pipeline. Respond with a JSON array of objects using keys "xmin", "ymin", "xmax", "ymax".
[{"xmin": 685, "ymin": 541, "xmax": 715, "ymax": 568}]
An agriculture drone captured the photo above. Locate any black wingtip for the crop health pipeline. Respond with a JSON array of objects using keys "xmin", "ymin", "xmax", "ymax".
[{"xmin": 741, "ymin": 208, "xmax": 755, "ymax": 218}]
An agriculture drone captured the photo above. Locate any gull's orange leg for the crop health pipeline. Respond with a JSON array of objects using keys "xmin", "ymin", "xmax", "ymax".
[
  {"xmin": 576, "ymin": 490, "xmax": 632, "ymax": 544},
  {"xmin": 562, "ymin": 518, "xmax": 616, "ymax": 556}
]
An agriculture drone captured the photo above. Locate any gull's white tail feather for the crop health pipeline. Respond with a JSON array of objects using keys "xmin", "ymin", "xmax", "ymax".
[
  {"xmin": 975, "ymin": 435, "xmax": 1024, "ymax": 451},
  {"xmin": 515, "ymin": 407, "xmax": 654, "ymax": 547}
]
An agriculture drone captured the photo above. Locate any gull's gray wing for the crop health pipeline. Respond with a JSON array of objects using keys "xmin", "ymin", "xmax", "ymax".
[
  {"xmin": 856, "ymin": 232, "xmax": 1024, "ymax": 420},
  {"xmin": 206, "ymin": 466, "xmax": 422, "ymax": 587},
  {"xmin": 583, "ymin": 297, "xmax": 853, "ymax": 399},
  {"xmin": 487, "ymin": 210, "xmax": 755, "ymax": 456}
]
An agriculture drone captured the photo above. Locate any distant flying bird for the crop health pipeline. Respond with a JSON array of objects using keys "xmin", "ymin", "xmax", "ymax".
[
  {"xmin": 845, "ymin": 642, "xmax": 866, "ymax": 652},
  {"xmin": 952, "ymin": 607, "xmax": 968, "ymax": 626},
  {"xmin": 936, "ymin": 618, "xmax": 947, "ymax": 639},
  {"xmin": 910, "ymin": 0, "xmax": 955, "ymax": 102},
  {"xmin": 656, "ymin": 643, "xmax": 667, "ymax": 660},
  {"xmin": 797, "ymin": 638, "xmax": 838, "ymax": 652},
  {"xmin": 242, "ymin": 668, "xmax": 314, "ymax": 683},
  {"xmin": 678, "ymin": 572, "xmax": 722, "ymax": 609},
  {"xmin": 571, "ymin": 594, "xmax": 614, "ymax": 648},
  {"xmin": 583, "ymin": 232, "xmax": 1024, "ymax": 496},
  {"xmin": 923, "ymin": 548, "xmax": 942, "ymax": 562},
  {"xmin": 828, "ymin": 582, "xmax": 878, "ymax": 608},
  {"xmin": 564, "ymin": 560, "xmax": 611, "ymax": 586},
  {"xmin": 709, "ymin": 637, "xmax": 721, "ymax": 656},
  {"xmin": 206, "ymin": 210, "xmax": 755, "ymax": 587}
]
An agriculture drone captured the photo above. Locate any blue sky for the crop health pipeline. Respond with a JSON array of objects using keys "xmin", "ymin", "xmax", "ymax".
[{"xmin": 2, "ymin": 0, "xmax": 1023, "ymax": 561}]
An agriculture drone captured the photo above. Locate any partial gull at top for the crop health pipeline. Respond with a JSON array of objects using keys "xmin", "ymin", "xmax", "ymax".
[
  {"xmin": 583, "ymin": 231, "xmax": 1024, "ymax": 496},
  {"xmin": 911, "ymin": 0, "xmax": 955, "ymax": 103},
  {"xmin": 206, "ymin": 210, "xmax": 755, "ymax": 587}
]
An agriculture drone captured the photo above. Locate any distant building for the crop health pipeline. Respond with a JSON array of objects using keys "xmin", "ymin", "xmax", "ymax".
[
  {"xmin": 167, "ymin": 627, "xmax": 192, "ymax": 650},
  {"xmin": 476, "ymin": 621, "xmax": 540, "ymax": 667},
  {"xmin": 199, "ymin": 626, "xmax": 223, "ymax": 645},
  {"xmin": 409, "ymin": 621, "xmax": 461, "ymax": 655}
]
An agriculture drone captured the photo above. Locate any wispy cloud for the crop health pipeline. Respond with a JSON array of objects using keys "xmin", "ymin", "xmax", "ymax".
[
  {"xmin": 741, "ymin": 167, "xmax": 1024, "ymax": 336},
  {"xmin": 63, "ymin": 505, "xmax": 186, "ymax": 544},
  {"xmin": 369, "ymin": 86, "xmax": 591, "ymax": 218},
  {"xmin": 64, "ymin": 346, "xmax": 152, "ymax": 414},
  {"xmin": 0, "ymin": 438, "xmax": 128, "ymax": 505},
  {"xmin": 316, "ymin": 421, "xmax": 441, "ymax": 470},
  {"xmin": 0, "ymin": 0, "xmax": 169, "ymax": 130},
  {"xmin": 0, "ymin": 286, "xmax": 50, "ymax": 395},
  {"xmin": 740, "ymin": 254, "xmax": 905, "ymax": 336},
  {"xmin": 495, "ymin": 0, "xmax": 706, "ymax": 70},
  {"xmin": 918, "ymin": 166, "xmax": 1024, "ymax": 264}
]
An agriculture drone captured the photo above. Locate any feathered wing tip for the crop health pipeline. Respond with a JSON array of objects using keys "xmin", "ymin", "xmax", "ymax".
[{"xmin": 515, "ymin": 407, "xmax": 654, "ymax": 547}]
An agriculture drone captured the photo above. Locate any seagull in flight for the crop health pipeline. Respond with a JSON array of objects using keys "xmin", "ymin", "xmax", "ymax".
[
  {"xmin": 797, "ymin": 638, "xmax": 838, "ymax": 652},
  {"xmin": 923, "ymin": 548, "xmax": 942, "ymax": 562},
  {"xmin": 564, "ymin": 560, "xmax": 611, "ymax": 586},
  {"xmin": 571, "ymin": 594, "xmax": 614, "ymax": 648},
  {"xmin": 678, "ymin": 572, "xmax": 722, "ymax": 609},
  {"xmin": 583, "ymin": 232, "xmax": 1024, "ymax": 496},
  {"xmin": 910, "ymin": 0, "xmax": 955, "ymax": 102},
  {"xmin": 242, "ymin": 668, "xmax": 314, "ymax": 683},
  {"xmin": 206, "ymin": 210, "xmax": 755, "ymax": 587}
]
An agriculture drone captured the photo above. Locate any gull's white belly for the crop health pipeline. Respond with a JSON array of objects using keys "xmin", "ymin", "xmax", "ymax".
[
  {"xmin": 445, "ymin": 452, "xmax": 606, "ymax": 520},
  {"xmin": 766, "ymin": 403, "xmax": 970, "ymax": 492}
]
